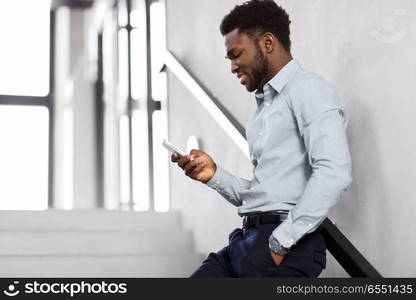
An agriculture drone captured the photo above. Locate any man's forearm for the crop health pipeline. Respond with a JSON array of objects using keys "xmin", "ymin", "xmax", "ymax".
[{"xmin": 206, "ymin": 165, "xmax": 251, "ymax": 207}]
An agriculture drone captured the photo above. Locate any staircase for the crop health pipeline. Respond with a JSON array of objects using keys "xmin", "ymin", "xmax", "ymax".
[{"xmin": 0, "ymin": 210, "xmax": 204, "ymax": 277}]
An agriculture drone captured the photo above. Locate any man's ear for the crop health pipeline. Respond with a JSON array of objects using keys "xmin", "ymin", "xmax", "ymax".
[{"xmin": 261, "ymin": 33, "xmax": 275, "ymax": 54}]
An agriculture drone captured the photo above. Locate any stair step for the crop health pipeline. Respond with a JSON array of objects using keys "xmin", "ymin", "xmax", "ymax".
[
  {"xmin": 0, "ymin": 210, "xmax": 203, "ymax": 277},
  {"xmin": 0, "ymin": 210, "xmax": 182, "ymax": 231},
  {"xmin": 0, "ymin": 255, "xmax": 205, "ymax": 277},
  {"xmin": 0, "ymin": 231, "xmax": 194, "ymax": 255}
]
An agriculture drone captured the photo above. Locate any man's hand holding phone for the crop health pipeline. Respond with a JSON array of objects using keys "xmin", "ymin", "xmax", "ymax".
[{"xmin": 171, "ymin": 149, "xmax": 217, "ymax": 183}]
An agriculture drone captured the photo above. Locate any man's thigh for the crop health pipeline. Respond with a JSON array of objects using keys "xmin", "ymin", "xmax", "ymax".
[
  {"xmin": 190, "ymin": 247, "xmax": 235, "ymax": 277},
  {"xmin": 190, "ymin": 228, "xmax": 242, "ymax": 278},
  {"xmin": 190, "ymin": 225, "xmax": 326, "ymax": 278}
]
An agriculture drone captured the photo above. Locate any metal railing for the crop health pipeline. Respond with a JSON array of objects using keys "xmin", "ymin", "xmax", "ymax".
[{"xmin": 163, "ymin": 50, "xmax": 382, "ymax": 278}]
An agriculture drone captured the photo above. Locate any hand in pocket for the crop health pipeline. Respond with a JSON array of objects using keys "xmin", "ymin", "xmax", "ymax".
[{"xmin": 270, "ymin": 251, "xmax": 284, "ymax": 266}]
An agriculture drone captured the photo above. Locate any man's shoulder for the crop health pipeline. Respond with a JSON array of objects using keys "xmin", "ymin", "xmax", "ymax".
[
  {"xmin": 283, "ymin": 67, "xmax": 344, "ymax": 119},
  {"xmin": 288, "ymin": 68, "xmax": 337, "ymax": 98}
]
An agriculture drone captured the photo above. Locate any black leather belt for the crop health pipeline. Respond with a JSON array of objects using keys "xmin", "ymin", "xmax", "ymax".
[{"xmin": 242, "ymin": 211, "xmax": 288, "ymax": 228}]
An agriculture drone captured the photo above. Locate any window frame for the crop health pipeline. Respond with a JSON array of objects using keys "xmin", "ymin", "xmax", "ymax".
[{"xmin": 0, "ymin": 9, "xmax": 56, "ymax": 209}]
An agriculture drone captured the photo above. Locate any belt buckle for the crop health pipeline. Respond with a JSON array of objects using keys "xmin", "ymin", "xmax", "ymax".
[
  {"xmin": 242, "ymin": 214, "xmax": 261, "ymax": 228},
  {"xmin": 242, "ymin": 216, "xmax": 249, "ymax": 228}
]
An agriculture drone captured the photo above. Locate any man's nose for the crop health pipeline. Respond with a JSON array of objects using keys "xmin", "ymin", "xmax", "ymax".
[{"xmin": 231, "ymin": 61, "xmax": 239, "ymax": 73}]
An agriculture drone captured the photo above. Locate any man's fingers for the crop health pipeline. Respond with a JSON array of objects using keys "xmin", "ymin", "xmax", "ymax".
[
  {"xmin": 184, "ymin": 158, "xmax": 201, "ymax": 176},
  {"xmin": 190, "ymin": 161, "xmax": 206, "ymax": 178},
  {"xmin": 190, "ymin": 149, "xmax": 201, "ymax": 157},
  {"xmin": 178, "ymin": 154, "xmax": 193, "ymax": 168},
  {"xmin": 171, "ymin": 152, "xmax": 181, "ymax": 162}
]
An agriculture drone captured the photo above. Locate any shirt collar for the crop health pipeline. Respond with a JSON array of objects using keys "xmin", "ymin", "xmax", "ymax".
[{"xmin": 255, "ymin": 59, "xmax": 301, "ymax": 106}]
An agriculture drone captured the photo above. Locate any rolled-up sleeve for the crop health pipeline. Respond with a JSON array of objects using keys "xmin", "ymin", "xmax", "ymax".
[{"xmin": 272, "ymin": 80, "xmax": 352, "ymax": 248}]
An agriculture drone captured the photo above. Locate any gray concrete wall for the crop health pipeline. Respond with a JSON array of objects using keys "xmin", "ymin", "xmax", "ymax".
[{"xmin": 166, "ymin": 0, "xmax": 416, "ymax": 276}]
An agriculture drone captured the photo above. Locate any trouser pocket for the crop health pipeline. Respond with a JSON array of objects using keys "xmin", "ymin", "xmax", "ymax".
[{"xmin": 278, "ymin": 231, "xmax": 327, "ymax": 277}]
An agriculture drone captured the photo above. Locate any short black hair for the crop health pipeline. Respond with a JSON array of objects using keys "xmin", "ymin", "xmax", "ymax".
[{"xmin": 220, "ymin": 0, "xmax": 291, "ymax": 52}]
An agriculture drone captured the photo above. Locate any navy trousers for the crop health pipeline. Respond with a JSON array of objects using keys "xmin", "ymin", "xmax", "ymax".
[{"xmin": 190, "ymin": 222, "xmax": 326, "ymax": 277}]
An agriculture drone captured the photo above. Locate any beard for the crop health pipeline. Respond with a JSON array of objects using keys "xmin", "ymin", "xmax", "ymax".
[{"xmin": 246, "ymin": 44, "xmax": 270, "ymax": 92}]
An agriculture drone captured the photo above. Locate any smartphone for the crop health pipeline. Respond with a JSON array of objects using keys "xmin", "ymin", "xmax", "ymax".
[{"xmin": 162, "ymin": 139, "xmax": 187, "ymax": 157}]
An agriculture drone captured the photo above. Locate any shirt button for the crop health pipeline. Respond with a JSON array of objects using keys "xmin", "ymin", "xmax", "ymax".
[
  {"xmin": 216, "ymin": 180, "xmax": 220, "ymax": 185},
  {"xmin": 242, "ymin": 201, "xmax": 247, "ymax": 205},
  {"xmin": 259, "ymin": 131, "xmax": 263, "ymax": 136}
]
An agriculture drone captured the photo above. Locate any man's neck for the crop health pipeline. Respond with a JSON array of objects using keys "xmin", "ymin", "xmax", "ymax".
[
  {"xmin": 259, "ymin": 53, "xmax": 293, "ymax": 91},
  {"xmin": 274, "ymin": 53, "xmax": 293, "ymax": 76}
]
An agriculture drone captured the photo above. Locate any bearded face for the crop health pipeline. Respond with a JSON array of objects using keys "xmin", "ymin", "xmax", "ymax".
[{"xmin": 225, "ymin": 29, "xmax": 270, "ymax": 92}]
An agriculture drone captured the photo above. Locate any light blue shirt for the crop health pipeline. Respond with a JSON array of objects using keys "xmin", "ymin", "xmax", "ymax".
[{"xmin": 207, "ymin": 60, "xmax": 352, "ymax": 248}]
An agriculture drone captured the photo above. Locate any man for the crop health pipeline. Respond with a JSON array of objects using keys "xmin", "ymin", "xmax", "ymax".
[{"xmin": 172, "ymin": 0, "xmax": 352, "ymax": 277}]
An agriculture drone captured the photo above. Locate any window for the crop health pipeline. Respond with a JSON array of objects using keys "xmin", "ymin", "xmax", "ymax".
[
  {"xmin": 0, "ymin": 0, "xmax": 51, "ymax": 210},
  {"xmin": 0, "ymin": 0, "xmax": 50, "ymax": 96},
  {"xmin": 117, "ymin": 0, "xmax": 169, "ymax": 211},
  {"xmin": 0, "ymin": 106, "xmax": 49, "ymax": 210}
]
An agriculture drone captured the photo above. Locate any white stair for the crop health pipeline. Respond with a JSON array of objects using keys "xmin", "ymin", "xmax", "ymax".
[{"xmin": 0, "ymin": 210, "xmax": 204, "ymax": 277}]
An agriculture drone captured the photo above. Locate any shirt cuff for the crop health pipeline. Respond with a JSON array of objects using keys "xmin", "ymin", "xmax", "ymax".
[{"xmin": 271, "ymin": 219, "xmax": 297, "ymax": 249}]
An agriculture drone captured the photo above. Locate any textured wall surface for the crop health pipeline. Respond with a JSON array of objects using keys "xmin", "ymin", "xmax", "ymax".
[{"xmin": 166, "ymin": 0, "xmax": 416, "ymax": 276}]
